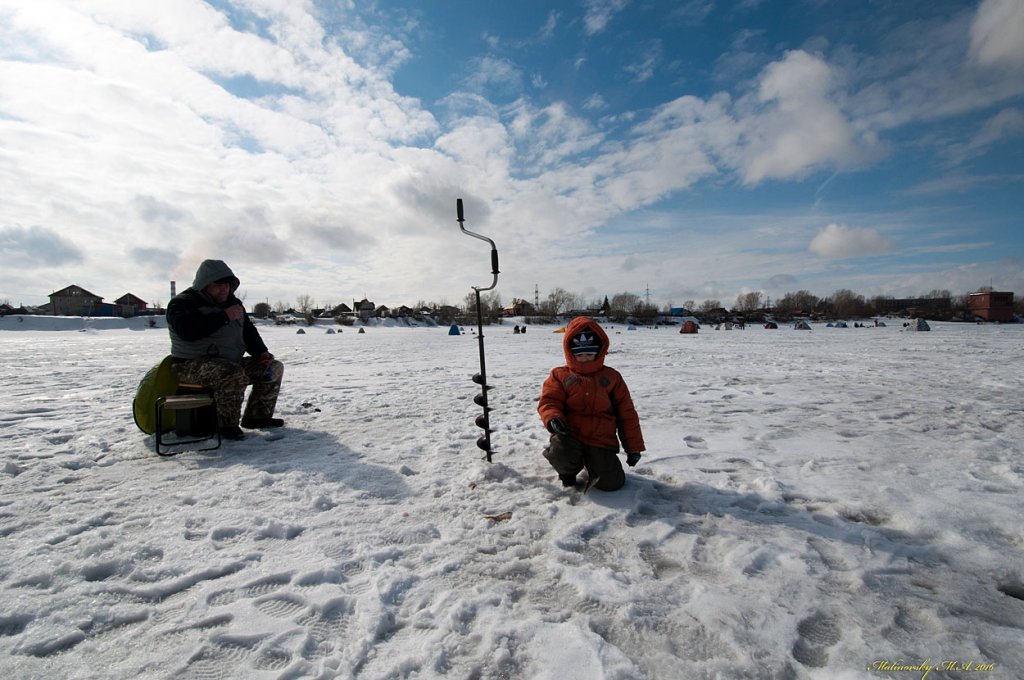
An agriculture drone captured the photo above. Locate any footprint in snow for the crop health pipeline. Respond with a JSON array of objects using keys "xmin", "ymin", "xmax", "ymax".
[
  {"xmin": 683, "ymin": 435, "xmax": 707, "ymax": 449},
  {"xmin": 792, "ymin": 611, "xmax": 842, "ymax": 668}
]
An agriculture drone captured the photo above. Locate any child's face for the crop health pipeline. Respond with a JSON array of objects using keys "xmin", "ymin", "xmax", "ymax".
[{"xmin": 574, "ymin": 352, "xmax": 597, "ymax": 363}]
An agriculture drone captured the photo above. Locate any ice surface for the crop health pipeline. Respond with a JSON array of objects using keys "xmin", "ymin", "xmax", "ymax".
[{"xmin": 0, "ymin": 315, "xmax": 1021, "ymax": 678}]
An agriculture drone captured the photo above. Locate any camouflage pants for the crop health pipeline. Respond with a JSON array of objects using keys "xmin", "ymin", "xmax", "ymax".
[
  {"xmin": 172, "ymin": 357, "xmax": 283, "ymax": 428},
  {"xmin": 543, "ymin": 433, "xmax": 625, "ymax": 491}
]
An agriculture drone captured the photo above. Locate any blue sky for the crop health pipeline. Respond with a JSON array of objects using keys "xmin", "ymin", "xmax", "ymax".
[{"xmin": 1, "ymin": 0, "xmax": 1022, "ymax": 311}]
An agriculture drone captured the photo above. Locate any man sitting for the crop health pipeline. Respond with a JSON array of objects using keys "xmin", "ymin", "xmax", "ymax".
[{"xmin": 167, "ymin": 259, "xmax": 284, "ymax": 440}]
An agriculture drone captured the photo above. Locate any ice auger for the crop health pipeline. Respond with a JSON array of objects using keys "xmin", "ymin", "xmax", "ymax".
[{"xmin": 457, "ymin": 198, "xmax": 499, "ymax": 462}]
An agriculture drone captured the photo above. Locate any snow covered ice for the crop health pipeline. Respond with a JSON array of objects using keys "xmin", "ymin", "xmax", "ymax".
[{"xmin": 1, "ymin": 316, "xmax": 1022, "ymax": 679}]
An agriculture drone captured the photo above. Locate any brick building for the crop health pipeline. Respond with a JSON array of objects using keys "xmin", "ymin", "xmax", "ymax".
[{"xmin": 968, "ymin": 291, "xmax": 1014, "ymax": 322}]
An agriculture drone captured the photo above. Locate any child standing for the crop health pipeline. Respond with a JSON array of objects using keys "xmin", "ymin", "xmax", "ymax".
[{"xmin": 538, "ymin": 317, "xmax": 645, "ymax": 491}]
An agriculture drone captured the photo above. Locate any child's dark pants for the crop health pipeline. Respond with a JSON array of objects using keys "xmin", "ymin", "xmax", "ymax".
[{"xmin": 543, "ymin": 433, "xmax": 625, "ymax": 491}]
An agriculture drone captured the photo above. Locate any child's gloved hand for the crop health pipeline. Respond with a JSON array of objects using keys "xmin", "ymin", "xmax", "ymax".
[
  {"xmin": 546, "ymin": 418, "xmax": 569, "ymax": 436},
  {"xmin": 626, "ymin": 451, "xmax": 642, "ymax": 467}
]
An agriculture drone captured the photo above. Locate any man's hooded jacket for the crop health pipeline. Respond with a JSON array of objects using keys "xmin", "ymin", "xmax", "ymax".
[
  {"xmin": 167, "ymin": 259, "xmax": 268, "ymax": 362},
  {"xmin": 538, "ymin": 316, "xmax": 645, "ymax": 453}
]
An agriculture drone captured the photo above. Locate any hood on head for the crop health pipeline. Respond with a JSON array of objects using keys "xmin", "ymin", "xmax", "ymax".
[
  {"xmin": 563, "ymin": 316, "xmax": 609, "ymax": 372},
  {"xmin": 192, "ymin": 259, "xmax": 239, "ymax": 293}
]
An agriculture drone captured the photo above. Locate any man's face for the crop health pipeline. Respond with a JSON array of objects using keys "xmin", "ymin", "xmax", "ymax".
[
  {"xmin": 204, "ymin": 281, "xmax": 231, "ymax": 304},
  {"xmin": 574, "ymin": 352, "xmax": 597, "ymax": 363}
]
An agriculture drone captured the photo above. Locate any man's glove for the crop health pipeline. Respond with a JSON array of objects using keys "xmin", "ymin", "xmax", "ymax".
[
  {"xmin": 626, "ymin": 451, "xmax": 642, "ymax": 467},
  {"xmin": 546, "ymin": 418, "xmax": 569, "ymax": 436}
]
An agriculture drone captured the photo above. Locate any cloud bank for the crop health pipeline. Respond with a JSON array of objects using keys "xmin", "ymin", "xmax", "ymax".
[
  {"xmin": 809, "ymin": 224, "xmax": 894, "ymax": 260},
  {"xmin": 0, "ymin": 225, "xmax": 84, "ymax": 268},
  {"xmin": 0, "ymin": 0, "xmax": 1020, "ymax": 308}
]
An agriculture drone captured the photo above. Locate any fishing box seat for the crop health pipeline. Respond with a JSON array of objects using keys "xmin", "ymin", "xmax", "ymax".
[{"xmin": 155, "ymin": 383, "xmax": 221, "ymax": 456}]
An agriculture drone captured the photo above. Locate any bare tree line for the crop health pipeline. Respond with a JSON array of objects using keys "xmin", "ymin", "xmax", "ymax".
[{"xmin": 244, "ymin": 285, "xmax": 1019, "ymax": 325}]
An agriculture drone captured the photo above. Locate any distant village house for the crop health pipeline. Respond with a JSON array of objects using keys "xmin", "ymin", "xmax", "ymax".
[
  {"xmin": 48, "ymin": 285, "xmax": 108, "ymax": 316},
  {"xmin": 114, "ymin": 293, "xmax": 149, "ymax": 317},
  {"xmin": 45, "ymin": 285, "xmax": 150, "ymax": 317},
  {"xmin": 354, "ymin": 298, "xmax": 375, "ymax": 321},
  {"xmin": 503, "ymin": 298, "xmax": 535, "ymax": 317}
]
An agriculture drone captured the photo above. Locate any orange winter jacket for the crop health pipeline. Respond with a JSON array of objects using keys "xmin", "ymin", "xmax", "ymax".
[{"xmin": 538, "ymin": 317, "xmax": 645, "ymax": 453}]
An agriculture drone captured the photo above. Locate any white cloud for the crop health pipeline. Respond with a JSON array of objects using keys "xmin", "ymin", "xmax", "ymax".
[
  {"xmin": 890, "ymin": 257, "xmax": 1024, "ymax": 299},
  {"xmin": 624, "ymin": 41, "xmax": 662, "ymax": 83},
  {"xmin": 903, "ymin": 171, "xmax": 1024, "ymax": 196},
  {"xmin": 764, "ymin": 273, "xmax": 798, "ymax": 290},
  {"xmin": 971, "ymin": 107, "xmax": 1024, "ymax": 146},
  {"xmin": 581, "ymin": 93, "xmax": 731, "ymax": 209},
  {"xmin": 538, "ymin": 10, "xmax": 559, "ymax": 41},
  {"xmin": 946, "ymin": 108, "xmax": 1024, "ymax": 164},
  {"xmin": 669, "ymin": 0, "xmax": 716, "ymax": 26},
  {"xmin": 970, "ymin": 0, "xmax": 1024, "ymax": 70},
  {"xmin": 461, "ymin": 56, "xmax": 524, "ymax": 98},
  {"xmin": 622, "ymin": 254, "xmax": 643, "ymax": 272},
  {"xmin": 844, "ymin": 2, "xmax": 1024, "ymax": 130},
  {"xmin": 0, "ymin": 1, "xmax": 456, "ymax": 304},
  {"xmin": 740, "ymin": 50, "xmax": 881, "ymax": 184},
  {"xmin": 0, "ymin": 225, "xmax": 83, "ymax": 267},
  {"xmin": 581, "ymin": 0, "xmax": 629, "ymax": 36},
  {"xmin": 809, "ymin": 224, "xmax": 894, "ymax": 260},
  {"xmin": 506, "ymin": 100, "xmax": 604, "ymax": 170},
  {"xmin": 434, "ymin": 116, "xmax": 513, "ymax": 175}
]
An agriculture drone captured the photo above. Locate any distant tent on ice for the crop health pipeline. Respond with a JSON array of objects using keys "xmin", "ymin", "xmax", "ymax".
[
  {"xmin": 680, "ymin": 319, "xmax": 699, "ymax": 334},
  {"xmin": 905, "ymin": 318, "xmax": 931, "ymax": 331},
  {"xmin": 448, "ymin": 324, "xmax": 460, "ymax": 336},
  {"xmin": 834, "ymin": 321, "xmax": 848, "ymax": 328},
  {"xmin": 793, "ymin": 320, "xmax": 811, "ymax": 330},
  {"xmin": 627, "ymin": 324, "xmax": 637, "ymax": 331},
  {"xmin": 553, "ymin": 327, "xmax": 566, "ymax": 334},
  {"xmin": 763, "ymin": 321, "xmax": 778, "ymax": 329}
]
